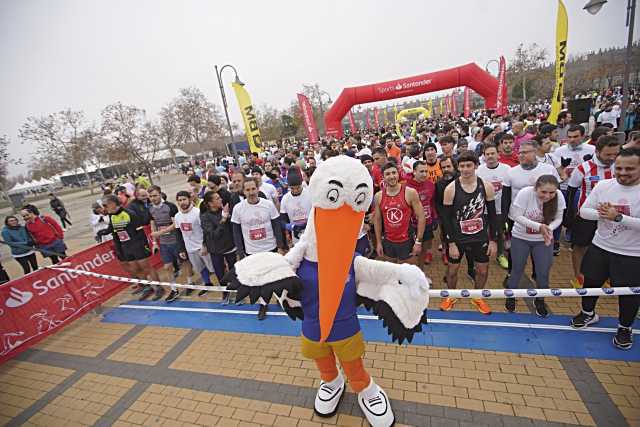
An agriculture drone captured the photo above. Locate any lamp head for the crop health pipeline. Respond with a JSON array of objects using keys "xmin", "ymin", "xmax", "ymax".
[{"xmin": 583, "ymin": 0, "xmax": 607, "ymax": 15}]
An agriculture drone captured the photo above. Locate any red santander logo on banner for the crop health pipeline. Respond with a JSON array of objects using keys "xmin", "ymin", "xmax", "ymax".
[
  {"xmin": 297, "ymin": 93, "xmax": 319, "ymax": 143},
  {"xmin": 0, "ymin": 241, "xmax": 160, "ymax": 364}
]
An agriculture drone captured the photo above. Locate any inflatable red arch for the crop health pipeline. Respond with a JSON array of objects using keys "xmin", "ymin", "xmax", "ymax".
[{"xmin": 324, "ymin": 63, "xmax": 499, "ymax": 137}]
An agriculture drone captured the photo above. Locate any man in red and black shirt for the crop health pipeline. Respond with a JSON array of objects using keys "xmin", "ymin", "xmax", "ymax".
[{"xmin": 406, "ymin": 161, "xmax": 437, "ymax": 270}]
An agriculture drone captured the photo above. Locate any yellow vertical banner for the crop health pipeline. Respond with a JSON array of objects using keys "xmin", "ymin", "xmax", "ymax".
[
  {"xmin": 231, "ymin": 82, "xmax": 263, "ymax": 153},
  {"xmin": 549, "ymin": 0, "xmax": 568, "ymax": 125},
  {"xmin": 428, "ymin": 98, "xmax": 433, "ymax": 118},
  {"xmin": 439, "ymin": 98, "xmax": 444, "ymax": 115}
]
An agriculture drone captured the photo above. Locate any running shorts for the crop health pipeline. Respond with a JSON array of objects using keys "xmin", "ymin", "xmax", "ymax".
[{"xmin": 446, "ymin": 240, "xmax": 490, "ymax": 264}]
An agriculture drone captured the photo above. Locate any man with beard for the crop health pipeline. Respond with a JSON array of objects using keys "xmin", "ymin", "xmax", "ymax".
[
  {"xmin": 440, "ymin": 151, "xmax": 498, "ymax": 315},
  {"xmin": 570, "ymin": 147, "xmax": 640, "ymax": 350},
  {"xmin": 564, "ymin": 135, "xmax": 621, "ymax": 288},
  {"xmin": 497, "ymin": 134, "xmax": 519, "ymax": 167},
  {"xmin": 435, "ymin": 157, "xmax": 458, "ymax": 266},
  {"xmin": 373, "ymin": 162, "xmax": 425, "ymax": 263},
  {"xmin": 477, "ymin": 144, "xmax": 511, "ymax": 269},
  {"xmin": 371, "ymin": 147, "xmax": 387, "ymax": 191},
  {"xmin": 423, "ymin": 142, "xmax": 443, "ymax": 184},
  {"xmin": 406, "ymin": 161, "xmax": 437, "ymax": 269}
]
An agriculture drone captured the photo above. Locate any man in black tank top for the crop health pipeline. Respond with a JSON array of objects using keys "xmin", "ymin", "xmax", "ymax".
[{"xmin": 440, "ymin": 151, "xmax": 499, "ymax": 315}]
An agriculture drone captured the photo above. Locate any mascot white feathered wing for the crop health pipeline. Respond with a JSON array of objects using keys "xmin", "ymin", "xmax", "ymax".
[{"xmin": 222, "ymin": 155, "xmax": 429, "ymax": 427}]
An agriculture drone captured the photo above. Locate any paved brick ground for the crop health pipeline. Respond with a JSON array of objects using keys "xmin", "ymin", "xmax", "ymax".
[{"xmin": 1, "ymin": 303, "xmax": 638, "ymax": 427}]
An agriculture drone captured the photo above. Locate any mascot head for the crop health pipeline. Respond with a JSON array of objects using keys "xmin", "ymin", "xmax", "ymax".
[{"xmin": 308, "ymin": 155, "xmax": 373, "ymax": 342}]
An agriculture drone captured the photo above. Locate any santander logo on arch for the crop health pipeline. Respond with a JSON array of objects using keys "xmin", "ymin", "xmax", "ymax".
[{"xmin": 376, "ymin": 79, "xmax": 433, "ymax": 95}]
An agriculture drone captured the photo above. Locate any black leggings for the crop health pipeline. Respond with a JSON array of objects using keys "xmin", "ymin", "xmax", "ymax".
[
  {"xmin": 57, "ymin": 214, "xmax": 72, "ymax": 228},
  {"xmin": 15, "ymin": 253, "xmax": 38, "ymax": 274}
]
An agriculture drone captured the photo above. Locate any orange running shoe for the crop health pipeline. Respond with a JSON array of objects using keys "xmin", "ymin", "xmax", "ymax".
[
  {"xmin": 424, "ymin": 251, "xmax": 433, "ymax": 264},
  {"xmin": 471, "ymin": 298, "xmax": 492, "ymax": 315},
  {"xmin": 440, "ymin": 297, "xmax": 458, "ymax": 311},
  {"xmin": 570, "ymin": 275, "xmax": 584, "ymax": 289}
]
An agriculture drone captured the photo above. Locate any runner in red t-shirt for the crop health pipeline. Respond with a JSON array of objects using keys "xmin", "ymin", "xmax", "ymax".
[
  {"xmin": 406, "ymin": 161, "xmax": 437, "ymax": 270},
  {"xmin": 373, "ymin": 162, "xmax": 425, "ymax": 263}
]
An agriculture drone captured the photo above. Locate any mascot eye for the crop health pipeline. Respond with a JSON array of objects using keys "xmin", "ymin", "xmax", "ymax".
[
  {"xmin": 326, "ymin": 188, "xmax": 339, "ymax": 203},
  {"xmin": 355, "ymin": 192, "xmax": 366, "ymax": 205}
]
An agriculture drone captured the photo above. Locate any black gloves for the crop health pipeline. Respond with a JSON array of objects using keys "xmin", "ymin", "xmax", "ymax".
[
  {"xmin": 560, "ymin": 157, "xmax": 572, "ymax": 168},
  {"xmin": 583, "ymin": 154, "xmax": 593, "ymax": 162}
]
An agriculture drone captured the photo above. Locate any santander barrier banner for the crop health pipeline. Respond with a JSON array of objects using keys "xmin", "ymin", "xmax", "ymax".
[{"xmin": 0, "ymin": 241, "xmax": 159, "ymax": 364}]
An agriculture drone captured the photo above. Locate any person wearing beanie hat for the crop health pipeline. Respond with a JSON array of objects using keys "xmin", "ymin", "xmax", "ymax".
[{"xmin": 280, "ymin": 167, "xmax": 312, "ymax": 244}]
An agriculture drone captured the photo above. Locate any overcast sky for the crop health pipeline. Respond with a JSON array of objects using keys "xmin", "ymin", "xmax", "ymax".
[{"xmin": 0, "ymin": 0, "xmax": 635, "ymax": 177}]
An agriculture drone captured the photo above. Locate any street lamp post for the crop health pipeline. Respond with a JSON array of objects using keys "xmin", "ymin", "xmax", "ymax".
[
  {"xmin": 584, "ymin": 0, "xmax": 636, "ymax": 131},
  {"xmin": 485, "ymin": 59, "xmax": 500, "ymax": 76},
  {"xmin": 214, "ymin": 64, "xmax": 244, "ymax": 162}
]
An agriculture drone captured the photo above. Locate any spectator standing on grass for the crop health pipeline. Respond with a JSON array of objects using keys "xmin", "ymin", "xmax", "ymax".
[{"xmin": 2, "ymin": 215, "xmax": 38, "ymax": 274}]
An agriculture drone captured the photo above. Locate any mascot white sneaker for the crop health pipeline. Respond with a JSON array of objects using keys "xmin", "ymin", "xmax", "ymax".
[{"xmin": 223, "ymin": 156, "xmax": 429, "ymax": 427}]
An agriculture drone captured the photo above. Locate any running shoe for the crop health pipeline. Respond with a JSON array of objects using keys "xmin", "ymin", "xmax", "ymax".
[
  {"xmin": 221, "ymin": 292, "xmax": 230, "ymax": 305},
  {"xmin": 424, "ymin": 251, "xmax": 433, "ymax": 264},
  {"xmin": 570, "ymin": 275, "xmax": 584, "ymax": 289},
  {"xmin": 603, "ymin": 279, "xmax": 611, "ymax": 288},
  {"xmin": 534, "ymin": 298, "xmax": 548, "ymax": 318},
  {"xmin": 502, "ymin": 274, "xmax": 510, "ymax": 289},
  {"xmin": 497, "ymin": 254, "xmax": 509, "ymax": 270},
  {"xmin": 613, "ymin": 327, "xmax": 633, "ymax": 350},
  {"xmin": 185, "ymin": 283, "xmax": 195, "ymax": 296},
  {"xmin": 151, "ymin": 286, "xmax": 165, "ymax": 301},
  {"xmin": 553, "ymin": 242, "xmax": 560, "ymax": 256},
  {"xmin": 198, "ymin": 283, "xmax": 212, "ymax": 297},
  {"xmin": 442, "ymin": 253, "xmax": 448, "ymax": 265},
  {"xmin": 257, "ymin": 304, "xmax": 268, "ymax": 320},
  {"xmin": 138, "ymin": 286, "xmax": 154, "ymax": 301},
  {"xmin": 439, "ymin": 297, "xmax": 458, "ymax": 311},
  {"xmin": 505, "ymin": 297, "xmax": 516, "ymax": 313},
  {"xmin": 438, "ymin": 244, "xmax": 443, "ymax": 252},
  {"xmin": 131, "ymin": 285, "xmax": 144, "ymax": 295},
  {"xmin": 570, "ymin": 311, "xmax": 599, "ymax": 329},
  {"xmin": 471, "ymin": 298, "xmax": 491, "ymax": 315},
  {"xmin": 165, "ymin": 290, "xmax": 179, "ymax": 302}
]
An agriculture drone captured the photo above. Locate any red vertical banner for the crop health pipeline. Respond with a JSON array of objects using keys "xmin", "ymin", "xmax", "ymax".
[
  {"xmin": 374, "ymin": 108, "xmax": 380, "ymax": 128},
  {"xmin": 297, "ymin": 93, "xmax": 319, "ymax": 143},
  {"xmin": 452, "ymin": 91, "xmax": 458, "ymax": 117},
  {"xmin": 348, "ymin": 110, "xmax": 357, "ymax": 133},
  {"xmin": 365, "ymin": 109, "xmax": 371, "ymax": 129},
  {"xmin": 496, "ymin": 56, "xmax": 508, "ymax": 116},
  {"xmin": 464, "ymin": 87, "xmax": 471, "ymax": 118}
]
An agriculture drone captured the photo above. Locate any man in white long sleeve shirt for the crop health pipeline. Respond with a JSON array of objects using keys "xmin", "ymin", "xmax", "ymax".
[{"xmin": 570, "ymin": 147, "xmax": 640, "ymax": 350}]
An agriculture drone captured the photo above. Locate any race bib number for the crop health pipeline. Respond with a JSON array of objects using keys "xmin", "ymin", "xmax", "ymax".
[
  {"xmin": 180, "ymin": 223, "xmax": 193, "ymax": 232},
  {"xmin": 249, "ymin": 227, "xmax": 266, "ymax": 241},
  {"xmin": 460, "ymin": 218, "xmax": 483, "ymax": 235},
  {"xmin": 613, "ymin": 204, "xmax": 631, "ymax": 216},
  {"xmin": 491, "ymin": 181, "xmax": 502, "ymax": 192},
  {"xmin": 526, "ymin": 226, "xmax": 539, "ymax": 234},
  {"xmin": 116, "ymin": 230, "xmax": 130, "ymax": 242},
  {"xmin": 424, "ymin": 205, "xmax": 431, "ymax": 220},
  {"xmin": 588, "ymin": 175, "xmax": 600, "ymax": 187}
]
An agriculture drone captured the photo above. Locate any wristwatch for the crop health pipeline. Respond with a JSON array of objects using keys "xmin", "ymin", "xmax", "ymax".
[{"xmin": 614, "ymin": 214, "xmax": 623, "ymax": 223}]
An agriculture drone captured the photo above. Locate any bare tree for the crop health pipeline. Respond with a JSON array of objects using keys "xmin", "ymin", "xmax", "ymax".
[
  {"xmin": 256, "ymin": 104, "xmax": 285, "ymax": 142},
  {"xmin": 0, "ymin": 135, "xmax": 10, "ymax": 189},
  {"xmin": 510, "ymin": 43, "xmax": 548, "ymax": 103},
  {"xmin": 157, "ymin": 102, "xmax": 184, "ymax": 167},
  {"xmin": 19, "ymin": 109, "xmax": 98, "ymax": 193},
  {"xmin": 174, "ymin": 87, "xmax": 224, "ymax": 155},
  {"xmin": 100, "ymin": 102, "xmax": 160, "ymax": 183}
]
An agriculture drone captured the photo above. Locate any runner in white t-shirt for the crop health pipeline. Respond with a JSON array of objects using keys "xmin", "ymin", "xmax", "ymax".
[
  {"xmin": 251, "ymin": 167, "xmax": 281, "ymax": 210},
  {"xmin": 477, "ymin": 144, "xmax": 511, "ymax": 269},
  {"xmin": 552, "ymin": 124, "xmax": 595, "ymax": 192},
  {"xmin": 570, "ymin": 147, "xmax": 640, "ymax": 350},
  {"xmin": 505, "ymin": 176, "xmax": 565, "ymax": 316},
  {"xmin": 231, "ymin": 177, "xmax": 286, "ymax": 320},
  {"xmin": 174, "ymin": 191, "xmax": 215, "ymax": 296},
  {"xmin": 280, "ymin": 170, "xmax": 312, "ymax": 244}
]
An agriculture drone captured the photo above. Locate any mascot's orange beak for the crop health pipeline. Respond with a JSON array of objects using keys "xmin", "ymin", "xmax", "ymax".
[{"xmin": 314, "ymin": 205, "xmax": 365, "ymax": 343}]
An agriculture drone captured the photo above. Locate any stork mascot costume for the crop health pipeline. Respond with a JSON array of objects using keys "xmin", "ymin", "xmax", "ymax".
[{"xmin": 223, "ymin": 156, "xmax": 429, "ymax": 427}]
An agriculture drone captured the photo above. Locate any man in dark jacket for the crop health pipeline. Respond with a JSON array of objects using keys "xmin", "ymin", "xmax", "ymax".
[
  {"xmin": 127, "ymin": 188, "xmax": 151, "ymax": 226},
  {"xmin": 49, "ymin": 193, "xmax": 72, "ymax": 229}
]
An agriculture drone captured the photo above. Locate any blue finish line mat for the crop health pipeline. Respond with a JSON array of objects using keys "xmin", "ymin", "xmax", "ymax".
[{"xmin": 102, "ymin": 300, "xmax": 640, "ymax": 362}]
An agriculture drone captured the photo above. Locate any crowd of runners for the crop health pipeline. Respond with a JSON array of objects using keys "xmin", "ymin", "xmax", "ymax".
[{"xmin": 1, "ymin": 96, "xmax": 640, "ymax": 350}]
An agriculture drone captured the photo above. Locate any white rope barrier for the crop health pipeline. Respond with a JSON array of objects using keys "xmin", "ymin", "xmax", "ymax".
[{"xmin": 47, "ymin": 266, "xmax": 640, "ymax": 299}]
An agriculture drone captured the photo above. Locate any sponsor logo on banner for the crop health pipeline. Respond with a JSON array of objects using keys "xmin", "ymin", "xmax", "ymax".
[
  {"xmin": 377, "ymin": 79, "xmax": 432, "ymax": 95},
  {"xmin": 0, "ymin": 240, "xmax": 161, "ymax": 364},
  {"xmin": 232, "ymin": 82, "xmax": 263, "ymax": 152},
  {"xmin": 4, "ymin": 288, "xmax": 33, "ymax": 308},
  {"xmin": 297, "ymin": 93, "xmax": 319, "ymax": 143}
]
